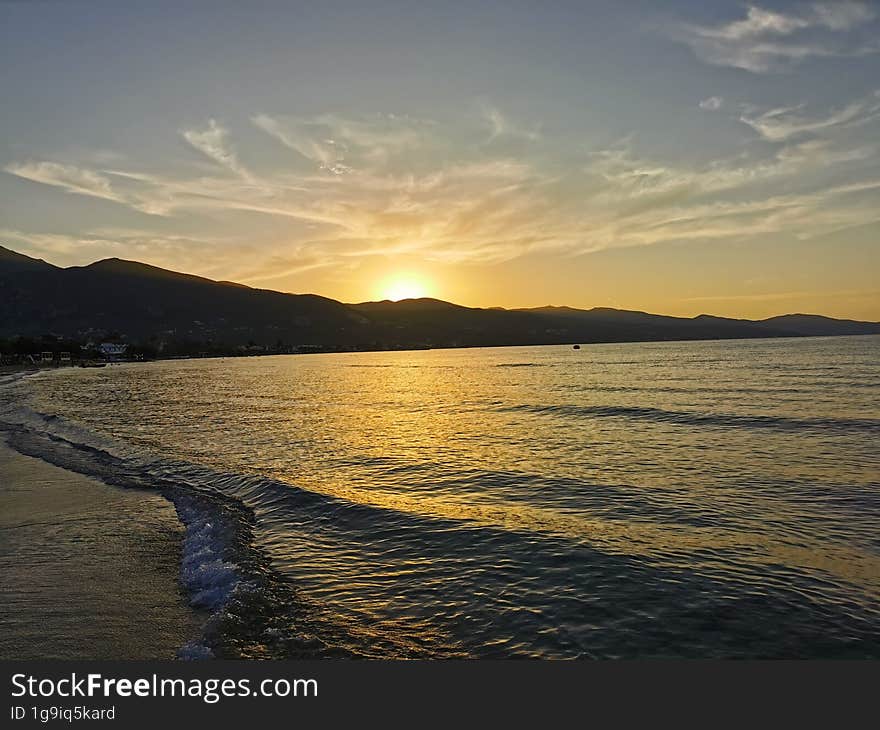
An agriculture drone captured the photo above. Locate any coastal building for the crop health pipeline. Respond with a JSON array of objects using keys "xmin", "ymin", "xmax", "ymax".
[{"xmin": 99, "ymin": 342, "xmax": 128, "ymax": 360}]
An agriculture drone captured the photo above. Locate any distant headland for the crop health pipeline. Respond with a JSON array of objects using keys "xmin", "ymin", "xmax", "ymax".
[{"xmin": 2, "ymin": 244, "xmax": 879, "ymax": 363}]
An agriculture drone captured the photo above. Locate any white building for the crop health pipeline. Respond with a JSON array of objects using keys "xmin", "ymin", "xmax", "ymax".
[{"xmin": 99, "ymin": 342, "xmax": 128, "ymax": 359}]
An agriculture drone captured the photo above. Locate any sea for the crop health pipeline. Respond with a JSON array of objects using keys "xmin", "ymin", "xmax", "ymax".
[{"xmin": 1, "ymin": 335, "xmax": 878, "ymax": 658}]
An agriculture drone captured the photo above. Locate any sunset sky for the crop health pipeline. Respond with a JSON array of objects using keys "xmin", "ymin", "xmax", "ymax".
[{"xmin": 2, "ymin": 0, "xmax": 879, "ymax": 319}]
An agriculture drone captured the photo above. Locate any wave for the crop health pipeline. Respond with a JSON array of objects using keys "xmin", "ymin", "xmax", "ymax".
[
  {"xmin": 0, "ymin": 393, "xmax": 464, "ymax": 658},
  {"xmin": 1, "ymin": 421, "xmax": 261, "ymax": 659},
  {"xmin": 500, "ymin": 403, "xmax": 880, "ymax": 434},
  {"xmin": 0, "ymin": 404, "xmax": 360, "ymax": 658}
]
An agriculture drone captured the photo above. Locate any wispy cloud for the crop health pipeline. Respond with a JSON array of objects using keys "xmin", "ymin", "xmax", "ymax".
[
  {"xmin": 252, "ymin": 112, "xmax": 429, "ymax": 173},
  {"xmin": 699, "ymin": 96, "xmax": 724, "ymax": 111},
  {"xmin": 739, "ymin": 90, "xmax": 880, "ymax": 140},
  {"xmin": 3, "ymin": 161, "xmax": 123, "ymax": 203},
  {"xmin": 672, "ymin": 2, "xmax": 878, "ymax": 72},
  {"xmin": 181, "ymin": 119, "xmax": 249, "ymax": 177},
  {"xmin": 810, "ymin": 1, "xmax": 876, "ymax": 31},
  {"xmin": 5, "ymin": 97, "xmax": 880, "ymax": 279},
  {"xmin": 480, "ymin": 103, "xmax": 541, "ymax": 142},
  {"xmin": 252, "ymin": 113, "xmax": 351, "ymax": 174}
]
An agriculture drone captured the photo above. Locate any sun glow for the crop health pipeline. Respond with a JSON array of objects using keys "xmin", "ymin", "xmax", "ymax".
[{"xmin": 380, "ymin": 275, "xmax": 430, "ymax": 302}]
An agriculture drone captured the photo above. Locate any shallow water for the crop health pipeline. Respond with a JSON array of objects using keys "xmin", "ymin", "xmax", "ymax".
[
  {"xmin": 3, "ymin": 336, "xmax": 879, "ymax": 657},
  {"xmin": 0, "ymin": 444, "xmax": 202, "ymax": 659}
]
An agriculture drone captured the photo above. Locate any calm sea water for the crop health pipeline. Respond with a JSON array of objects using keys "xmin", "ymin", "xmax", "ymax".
[{"xmin": 3, "ymin": 336, "xmax": 879, "ymax": 657}]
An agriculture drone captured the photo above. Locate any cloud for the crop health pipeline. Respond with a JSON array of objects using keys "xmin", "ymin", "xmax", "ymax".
[
  {"xmin": 314, "ymin": 113, "xmax": 426, "ymax": 155},
  {"xmin": 810, "ymin": 1, "xmax": 876, "ymax": 31},
  {"xmin": 701, "ymin": 6, "xmax": 810, "ymax": 40},
  {"xmin": 6, "ymin": 102, "xmax": 880, "ymax": 279},
  {"xmin": 739, "ymin": 92, "xmax": 880, "ymax": 140},
  {"xmin": 672, "ymin": 2, "xmax": 878, "ymax": 72},
  {"xmin": 252, "ymin": 113, "xmax": 351, "ymax": 174},
  {"xmin": 181, "ymin": 119, "xmax": 248, "ymax": 176},
  {"xmin": 480, "ymin": 104, "xmax": 541, "ymax": 142},
  {"xmin": 252, "ymin": 112, "xmax": 429, "ymax": 173},
  {"xmin": 4, "ymin": 161, "xmax": 123, "ymax": 203},
  {"xmin": 585, "ymin": 138, "xmax": 840, "ymax": 200},
  {"xmin": 699, "ymin": 96, "xmax": 724, "ymax": 111}
]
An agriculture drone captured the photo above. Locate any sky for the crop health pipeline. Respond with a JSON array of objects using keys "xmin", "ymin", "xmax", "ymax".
[{"xmin": 2, "ymin": 0, "xmax": 879, "ymax": 319}]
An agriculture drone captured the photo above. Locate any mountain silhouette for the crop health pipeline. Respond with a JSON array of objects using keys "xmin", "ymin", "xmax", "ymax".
[{"xmin": 2, "ymin": 245, "xmax": 879, "ymax": 351}]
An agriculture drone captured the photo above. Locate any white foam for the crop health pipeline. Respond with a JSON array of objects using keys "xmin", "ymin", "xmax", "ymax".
[
  {"xmin": 1, "ymin": 376, "xmax": 252, "ymax": 659},
  {"xmin": 175, "ymin": 497, "xmax": 241, "ymax": 611}
]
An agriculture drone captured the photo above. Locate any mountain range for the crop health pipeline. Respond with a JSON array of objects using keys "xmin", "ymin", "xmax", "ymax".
[{"xmin": 2, "ymin": 245, "xmax": 879, "ymax": 352}]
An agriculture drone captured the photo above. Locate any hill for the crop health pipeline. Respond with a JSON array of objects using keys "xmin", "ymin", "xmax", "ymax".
[
  {"xmin": 0, "ymin": 247, "xmax": 358, "ymax": 348},
  {"xmin": 2, "ymin": 245, "xmax": 878, "ymax": 353}
]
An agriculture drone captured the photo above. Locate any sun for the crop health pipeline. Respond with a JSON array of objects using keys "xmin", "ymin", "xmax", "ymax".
[{"xmin": 381, "ymin": 275, "xmax": 430, "ymax": 302}]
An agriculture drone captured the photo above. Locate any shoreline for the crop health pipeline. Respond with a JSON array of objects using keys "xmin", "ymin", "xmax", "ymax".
[
  {"xmin": 2, "ymin": 332, "xmax": 879, "ymax": 374},
  {"xmin": 0, "ymin": 439, "xmax": 204, "ymax": 660}
]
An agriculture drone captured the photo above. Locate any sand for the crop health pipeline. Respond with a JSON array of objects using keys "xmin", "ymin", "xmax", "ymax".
[{"xmin": 0, "ymin": 441, "xmax": 203, "ymax": 659}]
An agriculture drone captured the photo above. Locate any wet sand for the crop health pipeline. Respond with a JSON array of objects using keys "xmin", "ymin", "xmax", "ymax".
[{"xmin": 0, "ymin": 441, "xmax": 202, "ymax": 659}]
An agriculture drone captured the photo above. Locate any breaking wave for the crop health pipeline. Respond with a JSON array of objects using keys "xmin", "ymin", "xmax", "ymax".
[{"xmin": 0, "ymin": 386, "xmax": 459, "ymax": 658}]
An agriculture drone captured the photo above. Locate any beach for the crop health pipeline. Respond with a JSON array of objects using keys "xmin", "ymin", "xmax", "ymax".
[{"xmin": 0, "ymin": 440, "xmax": 202, "ymax": 660}]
